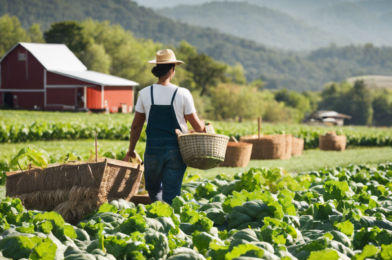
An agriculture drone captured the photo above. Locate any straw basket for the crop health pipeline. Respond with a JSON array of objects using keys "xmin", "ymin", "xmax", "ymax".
[
  {"xmin": 292, "ymin": 137, "xmax": 304, "ymax": 157},
  {"xmin": 178, "ymin": 133, "xmax": 229, "ymax": 170},
  {"xmin": 220, "ymin": 142, "xmax": 253, "ymax": 168},
  {"xmin": 319, "ymin": 134, "xmax": 347, "ymax": 151},
  {"xmin": 6, "ymin": 158, "xmax": 143, "ymax": 223},
  {"xmin": 240, "ymin": 135, "xmax": 287, "ymax": 160},
  {"xmin": 283, "ymin": 135, "xmax": 292, "ymax": 160}
]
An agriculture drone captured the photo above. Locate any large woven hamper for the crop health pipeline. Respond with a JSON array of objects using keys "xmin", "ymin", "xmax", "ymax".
[
  {"xmin": 319, "ymin": 134, "xmax": 347, "ymax": 151},
  {"xmin": 6, "ymin": 158, "xmax": 143, "ymax": 223},
  {"xmin": 282, "ymin": 135, "xmax": 292, "ymax": 160},
  {"xmin": 220, "ymin": 142, "xmax": 253, "ymax": 168},
  {"xmin": 240, "ymin": 135, "xmax": 287, "ymax": 160},
  {"xmin": 178, "ymin": 133, "xmax": 229, "ymax": 170},
  {"xmin": 292, "ymin": 137, "xmax": 304, "ymax": 157}
]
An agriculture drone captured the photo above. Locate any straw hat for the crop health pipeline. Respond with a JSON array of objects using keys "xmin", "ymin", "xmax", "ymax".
[{"xmin": 148, "ymin": 49, "xmax": 184, "ymax": 65}]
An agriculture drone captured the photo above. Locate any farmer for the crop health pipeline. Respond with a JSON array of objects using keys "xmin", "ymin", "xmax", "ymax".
[{"xmin": 123, "ymin": 49, "xmax": 205, "ymax": 205}]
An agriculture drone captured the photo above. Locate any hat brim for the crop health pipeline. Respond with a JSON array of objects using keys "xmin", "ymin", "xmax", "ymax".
[{"xmin": 148, "ymin": 60, "xmax": 184, "ymax": 65}]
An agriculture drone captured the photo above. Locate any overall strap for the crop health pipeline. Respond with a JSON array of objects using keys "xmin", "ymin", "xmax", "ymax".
[
  {"xmin": 150, "ymin": 85, "xmax": 154, "ymax": 105},
  {"xmin": 171, "ymin": 88, "xmax": 179, "ymax": 106}
]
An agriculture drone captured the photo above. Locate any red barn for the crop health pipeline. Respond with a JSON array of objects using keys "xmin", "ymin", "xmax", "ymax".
[{"xmin": 0, "ymin": 42, "xmax": 139, "ymax": 112}]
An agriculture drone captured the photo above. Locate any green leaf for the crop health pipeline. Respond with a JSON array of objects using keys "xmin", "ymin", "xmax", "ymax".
[
  {"xmin": 381, "ymin": 244, "xmax": 392, "ymax": 260},
  {"xmin": 334, "ymin": 220, "xmax": 354, "ymax": 236},
  {"xmin": 64, "ymin": 152, "xmax": 83, "ymax": 163},
  {"xmin": 37, "ymin": 221, "xmax": 53, "ymax": 234},
  {"xmin": 29, "ymin": 238, "xmax": 57, "ymax": 260},
  {"xmin": 97, "ymin": 203, "xmax": 118, "ymax": 213},
  {"xmin": 324, "ymin": 232, "xmax": 334, "ymax": 240},
  {"xmin": 15, "ymin": 222, "xmax": 35, "ymax": 234},
  {"xmin": 308, "ymin": 249, "xmax": 340, "ymax": 260},
  {"xmin": 63, "ymin": 224, "xmax": 77, "ymax": 239},
  {"xmin": 225, "ymin": 244, "xmax": 264, "ymax": 260},
  {"xmin": 102, "ymin": 151, "xmax": 116, "ymax": 159},
  {"xmin": 324, "ymin": 180, "xmax": 354, "ymax": 201},
  {"xmin": 352, "ymin": 245, "xmax": 379, "ymax": 260},
  {"xmin": 146, "ymin": 201, "xmax": 173, "ymax": 218}
]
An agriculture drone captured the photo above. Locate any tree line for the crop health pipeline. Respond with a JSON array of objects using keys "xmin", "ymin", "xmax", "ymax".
[{"xmin": 1, "ymin": 14, "xmax": 392, "ymax": 126}]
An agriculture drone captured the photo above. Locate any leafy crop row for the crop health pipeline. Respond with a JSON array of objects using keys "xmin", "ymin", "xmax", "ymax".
[
  {"xmin": 1, "ymin": 162, "xmax": 392, "ymax": 259},
  {"xmin": 1, "ymin": 111, "xmax": 392, "ymax": 148}
]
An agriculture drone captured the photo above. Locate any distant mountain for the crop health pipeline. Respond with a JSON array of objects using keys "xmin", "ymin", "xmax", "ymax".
[
  {"xmin": 159, "ymin": 2, "xmax": 341, "ymax": 50},
  {"xmin": 307, "ymin": 2, "xmax": 392, "ymax": 46},
  {"xmin": 2, "ymin": 0, "xmax": 392, "ymax": 91}
]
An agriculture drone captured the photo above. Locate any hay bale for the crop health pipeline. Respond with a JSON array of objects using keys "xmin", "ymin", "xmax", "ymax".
[
  {"xmin": 319, "ymin": 134, "xmax": 347, "ymax": 151},
  {"xmin": 282, "ymin": 135, "xmax": 292, "ymax": 160},
  {"xmin": 6, "ymin": 158, "xmax": 143, "ymax": 223},
  {"xmin": 240, "ymin": 135, "xmax": 286, "ymax": 160},
  {"xmin": 220, "ymin": 142, "xmax": 253, "ymax": 168},
  {"xmin": 292, "ymin": 137, "xmax": 304, "ymax": 157}
]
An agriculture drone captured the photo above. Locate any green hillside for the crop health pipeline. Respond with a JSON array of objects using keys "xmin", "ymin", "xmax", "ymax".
[
  {"xmin": 159, "ymin": 2, "xmax": 337, "ymax": 50},
  {"xmin": 2, "ymin": 0, "xmax": 392, "ymax": 91}
]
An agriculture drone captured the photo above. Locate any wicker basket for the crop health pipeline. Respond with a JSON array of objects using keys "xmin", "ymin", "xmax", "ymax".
[
  {"xmin": 240, "ymin": 134, "xmax": 287, "ymax": 160},
  {"xmin": 283, "ymin": 135, "xmax": 292, "ymax": 160},
  {"xmin": 292, "ymin": 137, "xmax": 304, "ymax": 157},
  {"xmin": 319, "ymin": 134, "xmax": 347, "ymax": 151},
  {"xmin": 178, "ymin": 133, "xmax": 229, "ymax": 170},
  {"xmin": 220, "ymin": 142, "xmax": 253, "ymax": 168},
  {"xmin": 6, "ymin": 158, "xmax": 143, "ymax": 223}
]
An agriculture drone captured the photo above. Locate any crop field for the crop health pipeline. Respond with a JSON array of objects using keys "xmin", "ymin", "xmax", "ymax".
[
  {"xmin": 1, "ymin": 110, "xmax": 392, "ymax": 149},
  {"xmin": 1, "ymin": 163, "xmax": 392, "ymax": 259}
]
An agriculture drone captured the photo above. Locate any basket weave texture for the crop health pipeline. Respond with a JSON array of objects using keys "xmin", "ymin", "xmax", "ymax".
[
  {"xmin": 319, "ymin": 135, "xmax": 347, "ymax": 151},
  {"xmin": 220, "ymin": 142, "xmax": 253, "ymax": 168},
  {"xmin": 6, "ymin": 158, "xmax": 143, "ymax": 223},
  {"xmin": 178, "ymin": 133, "xmax": 229, "ymax": 170},
  {"xmin": 240, "ymin": 134, "xmax": 288, "ymax": 160},
  {"xmin": 292, "ymin": 137, "xmax": 304, "ymax": 157}
]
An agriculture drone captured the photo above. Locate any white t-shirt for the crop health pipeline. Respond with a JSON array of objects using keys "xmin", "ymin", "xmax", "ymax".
[{"xmin": 135, "ymin": 84, "xmax": 196, "ymax": 133}]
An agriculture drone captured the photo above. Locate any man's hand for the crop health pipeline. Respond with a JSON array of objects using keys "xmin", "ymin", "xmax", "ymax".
[{"xmin": 123, "ymin": 151, "xmax": 136, "ymax": 162}]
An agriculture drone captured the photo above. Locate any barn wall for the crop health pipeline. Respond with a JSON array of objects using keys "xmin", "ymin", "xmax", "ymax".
[
  {"xmin": 46, "ymin": 88, "xmax": 76, "ymax": 107},
  {"xmin": 104, "ymin": 86, "xmax": 133, "ymax": 112},
  {"xmin": 1, "ymin": 45, "xmax": 44, "ymax": 90},
  {"xmin": 9, "ymin": 92, "xmax": 44, "ymax": 109},
  {"xmin": 47, "ymin": 72, "xmax": 98, "ymax": 86},
  {"xmin": 86, "ymin": 87, "xmax": 102, "ymax": 109}
]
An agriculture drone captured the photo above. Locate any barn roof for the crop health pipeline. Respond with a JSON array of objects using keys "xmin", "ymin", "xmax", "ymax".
[
  {"xmin": 51, "ymin": 70, "xmax": 139, "ymax": 86},
  {"xmin": 0, "ymin": 42, "xmax": 87, "ymax": 71}
]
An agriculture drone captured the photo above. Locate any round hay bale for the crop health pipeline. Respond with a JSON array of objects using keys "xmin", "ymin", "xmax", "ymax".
[
  {"xmin": 319, "ymin": 134, "xmax": 347, "ymax": 151},
  {"xmin": 220, "ymin": 142, "xmax": 253, "ymax": 168},
  {"xmin": 240, "ymin": 134, "xmax": 286, "ymax": 160},
  {"xmin": 292, "ymin": 137, "xmax": 304, "ymax": 157},
  {"xmin": 282, "ymin": 134, "xmax": 292, "ymax": 160}
]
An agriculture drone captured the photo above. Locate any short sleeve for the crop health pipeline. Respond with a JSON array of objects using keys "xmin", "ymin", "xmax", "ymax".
[
  {"xmin": 183, "ymin": 89, "xmax": 197, "ymax": 115},
  {"xmin": 135, "ymin": 95, "xmax": 145, "ymax": 113}
]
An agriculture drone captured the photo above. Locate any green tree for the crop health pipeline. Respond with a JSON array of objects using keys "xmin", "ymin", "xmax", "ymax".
[
  {"xmin": 0, "ymin": 15, "xmax": 30, "ymax": 57},
  {"xmin": 28, "ymin": 24, "xmax": 44, "ymax": 43},
  {"xmin": 80, "ymin": 43, "xmax": 111, "ymax": 74},
  {"xmin": 226, "ymin": 63, "xmax": 247, "ymax": 85},
  {"xmin": 344, "ymin": 81, "xmax": 373, "ymax": 125},
  {"xmin": 186, "ymin": 53, "xmax": 227, "ymax": 96},
  {"xmin": 274, "ymin": 88, "xmax": 311, "ymax": 114},
  {"xmin": 372, "ymin": 95, "xmax": 392, "ymax": 126},
  {"xmin": 44, "ymin": 21, "xmax": 91, "ymax": 56}
]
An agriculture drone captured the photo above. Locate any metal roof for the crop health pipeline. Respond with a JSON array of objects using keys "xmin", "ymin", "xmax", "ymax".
[
  {"xmin": 0, "ymin": 42, "xmax": 88, "ymax": 71},
  {"xmin": 50, "ymin": 70, "xmax": 139, "ymax": 86}
]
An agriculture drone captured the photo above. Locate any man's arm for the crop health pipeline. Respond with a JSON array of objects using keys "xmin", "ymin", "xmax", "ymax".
[
  {"xmin": 124, "ymin": 112, "xmax": 146, "ymax": 161},
  {"xmin": 185, "ymin": 113, "xmax": 206, "ymax": 133}
]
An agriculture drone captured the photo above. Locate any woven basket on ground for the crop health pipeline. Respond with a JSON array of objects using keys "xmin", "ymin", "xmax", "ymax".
[
  {"xmin": 178, "ymin": 133, "xmax": 229, "ymax": 170},
  {"xmin": 292, "ymin": 137, "xmax": 304, "ymax": 157},
  {"xmin": 220, "ymin": 142, "xmax": 253, "ymax": 168},
  {"xmin": 6, "ymin": 158, "xmax": 143, "ymax": 223},
  {"xmin": 240, "ymin": 134, "xmax": 287, "ymax": 160},
  {"xmin": 319, "ymin": 134, "xmax": 347, "ymax": 151},
  {"xmin": 283, "ymin": 134, "xmax": 292, "ymax": 160}
]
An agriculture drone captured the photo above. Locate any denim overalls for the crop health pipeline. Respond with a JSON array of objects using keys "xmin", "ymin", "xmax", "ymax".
[{"xmin": 144, "ymin": 85, "xmax": 187, "ymax": 205}]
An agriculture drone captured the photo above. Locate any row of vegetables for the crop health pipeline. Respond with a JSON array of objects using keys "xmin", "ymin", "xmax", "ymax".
[
  {"xmin": 1, "ymin": 162, "xmax": 392, "ymax": 259},
  {"xmin": 1, "ymin": 111, "xmax": 392, "ymax": 148}
]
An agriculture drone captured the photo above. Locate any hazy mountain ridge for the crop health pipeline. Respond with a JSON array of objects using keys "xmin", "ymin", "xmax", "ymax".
[
  {"xmin": 2, "ymin": 0, "xmax": 392, "ymax": 91},
  {"xmin": 160, "ymin": 2, "xmax": 344, "ymax": 50}
]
